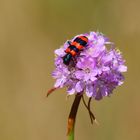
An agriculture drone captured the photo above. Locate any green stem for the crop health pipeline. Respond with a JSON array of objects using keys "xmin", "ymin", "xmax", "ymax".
[
  {"xmin": 67, "ymin": 94, "xmax": 82, "ymax": 140},
  {"xmin": 68, "ymin": 127, "xmax": 74, "ymax": 140}
]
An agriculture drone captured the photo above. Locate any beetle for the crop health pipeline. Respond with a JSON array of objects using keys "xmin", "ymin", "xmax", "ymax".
[{"xmin": 63, "ymin": 36, "xmax": 88, "ymax": 65}]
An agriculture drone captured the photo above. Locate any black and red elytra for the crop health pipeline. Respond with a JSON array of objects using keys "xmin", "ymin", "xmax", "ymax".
[{"xmin": 63, "ymin": 36, "xmax": 88, "ymax": 65}]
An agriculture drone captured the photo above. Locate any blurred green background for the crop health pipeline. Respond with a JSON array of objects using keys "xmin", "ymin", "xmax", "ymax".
[{"xmin": 0, "ymin": 0, "xmax": 139, "ymax": 140}]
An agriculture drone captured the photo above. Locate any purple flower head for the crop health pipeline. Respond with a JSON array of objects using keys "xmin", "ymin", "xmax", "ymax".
[{"xmin": 52, "ymin": 31, "xmax": 127, "ymax": 100}]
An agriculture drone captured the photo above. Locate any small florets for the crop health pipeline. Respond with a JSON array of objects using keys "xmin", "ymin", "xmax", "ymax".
[{"xmin": 52, "ymin": 32, "xmax": 127, "ymax": 100}]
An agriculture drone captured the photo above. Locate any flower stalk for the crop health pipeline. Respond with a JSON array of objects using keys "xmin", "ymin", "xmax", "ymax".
[
  {"xmin": 67, "ymin": 93, "xmax": 82, "ymax": 140},
  {"xmin": 68, "ymin": 127, "xmax": 74, "ymax": 140}
]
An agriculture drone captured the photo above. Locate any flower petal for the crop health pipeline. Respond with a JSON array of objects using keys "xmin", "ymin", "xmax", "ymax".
[
  {"xmin": 55, "ymin": 48, "xmax": 65, "ymax": 56},
  {"xmin": 67, "ymin": 87, "xmax": 75, "ymax": 95},
  {"xmin": 85, "ymin": 83, "xmax": 94, "ymax": 97},
  {"xmin": 118, "ymin": 65, "xmax": 127, "ymax": 72},
  {"xmin": 75, "ymin": 81, "xmax": 84, "ymax": 93},
  {"xmin": 75, "ymin": 71, "xmax": 84, "ymax": 80},
  {"xmin": 54, "ymin": 77, "xmax": 66, "ymax": 88}
]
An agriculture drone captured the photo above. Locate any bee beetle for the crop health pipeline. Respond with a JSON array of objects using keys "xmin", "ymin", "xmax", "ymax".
[{"xmin": 63, "ymin": 36, "xmax": 88, "ymax": 65}]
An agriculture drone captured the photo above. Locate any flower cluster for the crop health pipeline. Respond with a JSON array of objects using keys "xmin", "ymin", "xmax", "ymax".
[{"xmin": 52, "ymin": 32, "xmax": 127, "ymax": 100}]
